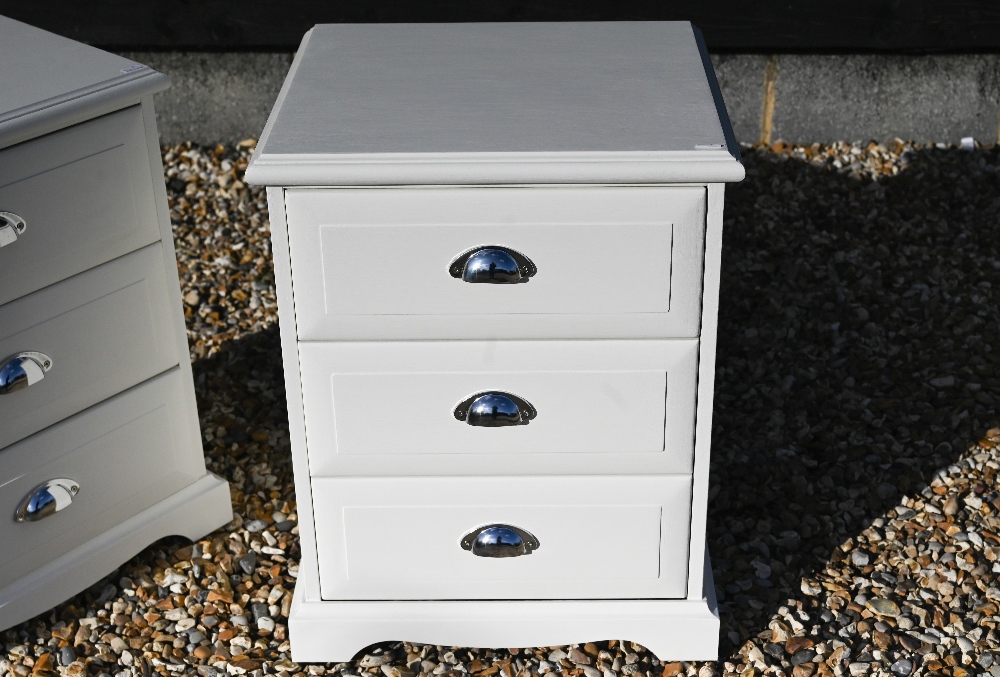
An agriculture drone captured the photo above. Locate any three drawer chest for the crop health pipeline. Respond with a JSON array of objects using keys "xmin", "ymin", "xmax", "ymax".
[
  {"xmin": 0, "ymin": 15, "xmax": 232, "ymax": 628},
  {"xmin": 246, "ymin": 21, "xmax": 744, "ymax": 660}
]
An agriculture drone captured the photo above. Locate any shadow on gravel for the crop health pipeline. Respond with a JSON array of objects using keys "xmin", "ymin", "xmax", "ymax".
[
  {"xmin": 710, "ymin": 144, "xmax": 1000, "ymax": 656},
  {"xmin": 190, "ymin": 324, "xmax": 295, "ymax": 507}
]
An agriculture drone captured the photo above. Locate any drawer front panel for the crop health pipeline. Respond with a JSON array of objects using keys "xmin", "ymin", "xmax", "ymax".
[
  {"xmin": 285, "ymin": 186, "xmax": 706, "ymax": 340},
  {"xmin": 0, "ymin": 244, "xmax": 179, "ymax": 449},
  {"xmin": 0, "ymin": 368, "xmax": 204, "ymax": 588},
  {"xmin": 314, "ymin": 476, "xmax": 691, "ymax": 600},
  {"xmin": 0, "ymin": 105, "xmax": 162, "ymax": 306},
  {"xmin": 301, "ymin": 339, "xmax": 699, "ymax": 476}
]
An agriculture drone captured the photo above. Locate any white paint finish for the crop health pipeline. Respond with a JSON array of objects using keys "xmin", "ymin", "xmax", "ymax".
[
  {"xmin": 0, "ymin": 368, "xmax": 204, "ymax": 587},
  {"xmin": 0, "ymin": 15, "xmax": 148, "ymax": 124},
  {"xmin": 288, "ymin": 553, "xmax": 719, "ymax": 662},
  {"xmin": 0, "ymin": 472, "xmax": 231, "ymax": 632},
  {"xmin": 313, "ymin": 476, "xmax": 691, "ymax": 600},
  {"xmin": 257, "ymin": 23, "xmax": 726, "ymax": 156},
  {"xmin": 286, "ymin": 186, "xmax": 706, "ymax": 340},
  {"xmin": 247, "ymin": 151, "xmax": 745, "ymax": 187},
  {"xmin": 265, "ymin": 186, "xmax": 323, "ymax": 597},
  {"xmin": 686, "ymin": 183, "xmax": 727, "ymax": 600},
  {"xmin": 251, "ymin": 21, "xmax": 739, "ymax": 659},
  {"xmin": 0, "ymin": 105, "xmax": 161, "ymax": 305},
  {"xmin": 0, "ymin": 244, "xmax": 178, "ymax": 449},
  {"xmin": 246, "ymin": 22, "xmax": 744, "ymax": 186},
  {"xmin": 331, "ymin": 371, "xmax": 666, "ymax": 454},
  {"xmin": 300, "ymin": 339, "xmax": 699, "ymax": 475}
]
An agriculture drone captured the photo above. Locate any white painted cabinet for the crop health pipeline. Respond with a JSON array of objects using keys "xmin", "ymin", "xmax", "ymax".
[
  {"xmin": 247, "ymin": 21, "xmax": 743, "ymax": 661},
  {"xmin": 0, "ymin": 15, "xmax": 232, "ymax": 630}
]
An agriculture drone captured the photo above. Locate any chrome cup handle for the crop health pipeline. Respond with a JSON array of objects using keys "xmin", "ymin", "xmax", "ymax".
[
  {"xmin": 453, "ymin": 391, "xmax": 537, "ymax": 427},
  {"xmin": 0, "ymin": 352, "xmax": 53, "ymax": 395},
  {"xmin": 16, "ymin": 479, "xmax": 79, "ymax": 523},
  {"xmin": 461, "ymin": 524, "xmax": 540, "ymax": 558},
  {"xmin": 0, "ymin": 211, "xmax": 26, "ymax": 248},
  {"xmin": 449, "ymin": 245, "xmax": 537, "ymax": 284}
]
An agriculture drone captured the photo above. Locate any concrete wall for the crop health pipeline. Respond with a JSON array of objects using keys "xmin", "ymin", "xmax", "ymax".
[{"xmin": 123, "ymin": 51, "xmax": 1000, "ymax": 146}]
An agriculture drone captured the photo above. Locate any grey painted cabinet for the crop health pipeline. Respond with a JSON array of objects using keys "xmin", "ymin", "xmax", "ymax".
[{"xmin": 0, "ymin": 14, "xmax": 232, "ymax": 629}]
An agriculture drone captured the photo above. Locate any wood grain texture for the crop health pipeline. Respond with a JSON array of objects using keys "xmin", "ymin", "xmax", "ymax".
[{"xmin": 2, "ymin": 1, "xmax": 998, "ymax": 52}]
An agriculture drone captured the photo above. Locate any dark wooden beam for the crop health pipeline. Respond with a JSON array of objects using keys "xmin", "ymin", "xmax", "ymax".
[{"xmin": 1, "ymin": 0, "xmax": 998, "ymax": 53}]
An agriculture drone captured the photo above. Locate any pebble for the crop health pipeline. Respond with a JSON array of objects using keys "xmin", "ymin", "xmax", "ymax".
[
  {"xmin": 889, "ymin": 659, "xmax": 912, "ymax": 676},
  {"xmin": 850, "ymin": 550, "xmax": 869, "ymax": 566},
  {"xmin": 244, "ymin": 519, "xmax": 267, "ymax": 533},
  {"xmin": 58, "ymin": 646, "xmax": 76, "ymax": 666},
  {"xmin": 238, "ymin": 552, "xmax": 256, "ymax": 574}
]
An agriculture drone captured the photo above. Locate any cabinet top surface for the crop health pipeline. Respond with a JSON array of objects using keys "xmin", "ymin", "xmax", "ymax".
[
  {"xmin": 255, "ymin": 22, "xmax": 735, "ymax": 160},
  {"xmin": 0, "ymin": 14, "xmax": 165, "ymax": 130}
]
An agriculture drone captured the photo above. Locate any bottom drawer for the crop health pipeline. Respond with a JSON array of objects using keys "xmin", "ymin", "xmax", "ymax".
[
  {"xmin": 0, "ymin": 368, "xmax": 204, "ymax": 588},
  {"xmin": 313, "ymin": 476, "xmax": 692, "ymax": 600}
]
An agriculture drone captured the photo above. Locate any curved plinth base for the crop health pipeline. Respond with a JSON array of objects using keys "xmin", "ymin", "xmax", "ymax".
[
  {"xmin": 289, "ymin": 556, "xmax": 720, "ymax": 662},
  {"xmin": 0, "ymin": 473, "xmax": 232, "ymax": 631}
]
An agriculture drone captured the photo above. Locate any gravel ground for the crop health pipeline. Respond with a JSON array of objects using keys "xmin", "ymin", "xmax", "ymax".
[{"xmin": 3, "ymin": 138, "xmax": 1000, "ymax": 677}]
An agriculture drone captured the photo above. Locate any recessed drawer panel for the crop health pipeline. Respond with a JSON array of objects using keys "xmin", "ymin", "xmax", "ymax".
[
  {"xmin": 314, "ymin": 476, "xmax": 691, "ymax": 600},
  {"xmin": 0, "ymin": 368, "xmax": 204, "ymax": 589},
  {"xmin": 300, "ymin": 339, "xmax": 698, "ymax": 476},
  {"xmin": 0, "ymin": 244, "xmax": 179, "ymax": 449},
  {"xmin": 0, "ymin": 105, "xmax": 162, "ymax": 305},
  {"xmin": 284, "ymin": 186, "xmax": 706, "ymax": 340}
]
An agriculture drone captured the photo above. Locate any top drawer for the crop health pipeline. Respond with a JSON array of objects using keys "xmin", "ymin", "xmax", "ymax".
[
  {"xmin": 0, "ymin": 105, "xmax": 161, "ymax": 305},
  {"xmin": 284, "ymin": 186, "xmax": 706, "ymax": 340}
]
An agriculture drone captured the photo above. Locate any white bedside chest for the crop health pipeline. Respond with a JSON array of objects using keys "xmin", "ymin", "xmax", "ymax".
[
  {"xmin": 246, "ymin": 21, "xmax": 744, "ymax": 661},
  {"xmin": 0, "ymin": 15, "xmax": 232, "ymax": 628}
]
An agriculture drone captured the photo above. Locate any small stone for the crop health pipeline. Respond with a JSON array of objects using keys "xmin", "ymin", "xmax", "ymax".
[
  {"xmin": 238, "ymin": 552, "xmax": 256, "ymax": 574},
  {"xmin": 567, "ymin": 648, "xmax": 591, "ymax": 665},
  {"xmin": 184, "ymin": 290, "xmax": 201, "ymax": 305},
  {"xmin": 257, "ymin": 617, "xmax": 276, "ymax": 632},
  {"xmin": 230, "ymin": 614, "xmax": 249, "ymax": 626},
  {"xmin": 785, "ymin": 637, "xmax": 814, "ymax": 654},
  {"xmin": 360, "ymin": 654, "xmax": 393, "ymax": 668},
  {"xmin": 661, "ymin": 664, "xmax": 682, "ymax": 677},
  {"xmin": 193, "ymin": 646, "xmax": 213, "ymax": 660},
  {"xmin": 851, "ymin": 551, "xmax": 870, "ymax": 567},
  {"xmin": 889, "ymin": 660, "xmax": 912, "ymax": 677},
  {"xmin": 864, "ymin": 598, "xmax": 899, "ymax": 617},
  {"xmin": 792, "ymin": 665, "xmax": 815, "ymax": 677},
  {"xmin": 957, "ymin": 636, "xmax": 973, "ymax": 653},
  {"xmin": 244, "ymin": 519, "xmax": 267, "ymax": 533},
  {"xmin": 801, "ymin": 579, "xmax": 822, "ymax": 596},
  {"xmin": 33, "ymin": 654, "xmax": 54, "ymax": 672},
  {"xmin": 943, "ymin": 495, "xmax": 960, "ymax": 516},
  {"xmin": 790, "ymin": 650, "xmax": 815, "ymax": 666},
  {"xmin": 581, "ymin": 667, "xmax": 601, "ymax": 677},
  {"xmin": 763, "ymin": 643, "xmax": 784, "ymax": 659},
  {"xmin": 848, "ymin": 663, "xmax": 868, "ymax": 676},
  {"xmin": 58, "ymin": 647, "xmax": 76, "ymax": 666},
  {"xmin": 251, "ymin": 602, "xmax": 270, "ymax": 621},
  {"xmin": 547, "ymin": 650, "xmax": 567, "ymax": 663}
]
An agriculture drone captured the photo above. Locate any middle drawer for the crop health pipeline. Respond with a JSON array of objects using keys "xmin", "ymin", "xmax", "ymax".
[
  {"xmin": 0, "ymin": 244, "xmax": 179, "ymax": 449},
  {"xmin": 300, "ymin": 339, "xmax": 699, "ymax": 476}
]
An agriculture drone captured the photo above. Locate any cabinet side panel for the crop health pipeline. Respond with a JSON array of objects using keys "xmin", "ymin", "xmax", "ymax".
[
  {"xmin": 139, "ymin": 95, "xmax": 208, "ymax": 473},
  {"xmin": 687, "ymin": 183, "xmax": 725, "ymax": 600},
  {"xmin": 268, "ymin": 186, "xmax": 322, "ymax": 597}
]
